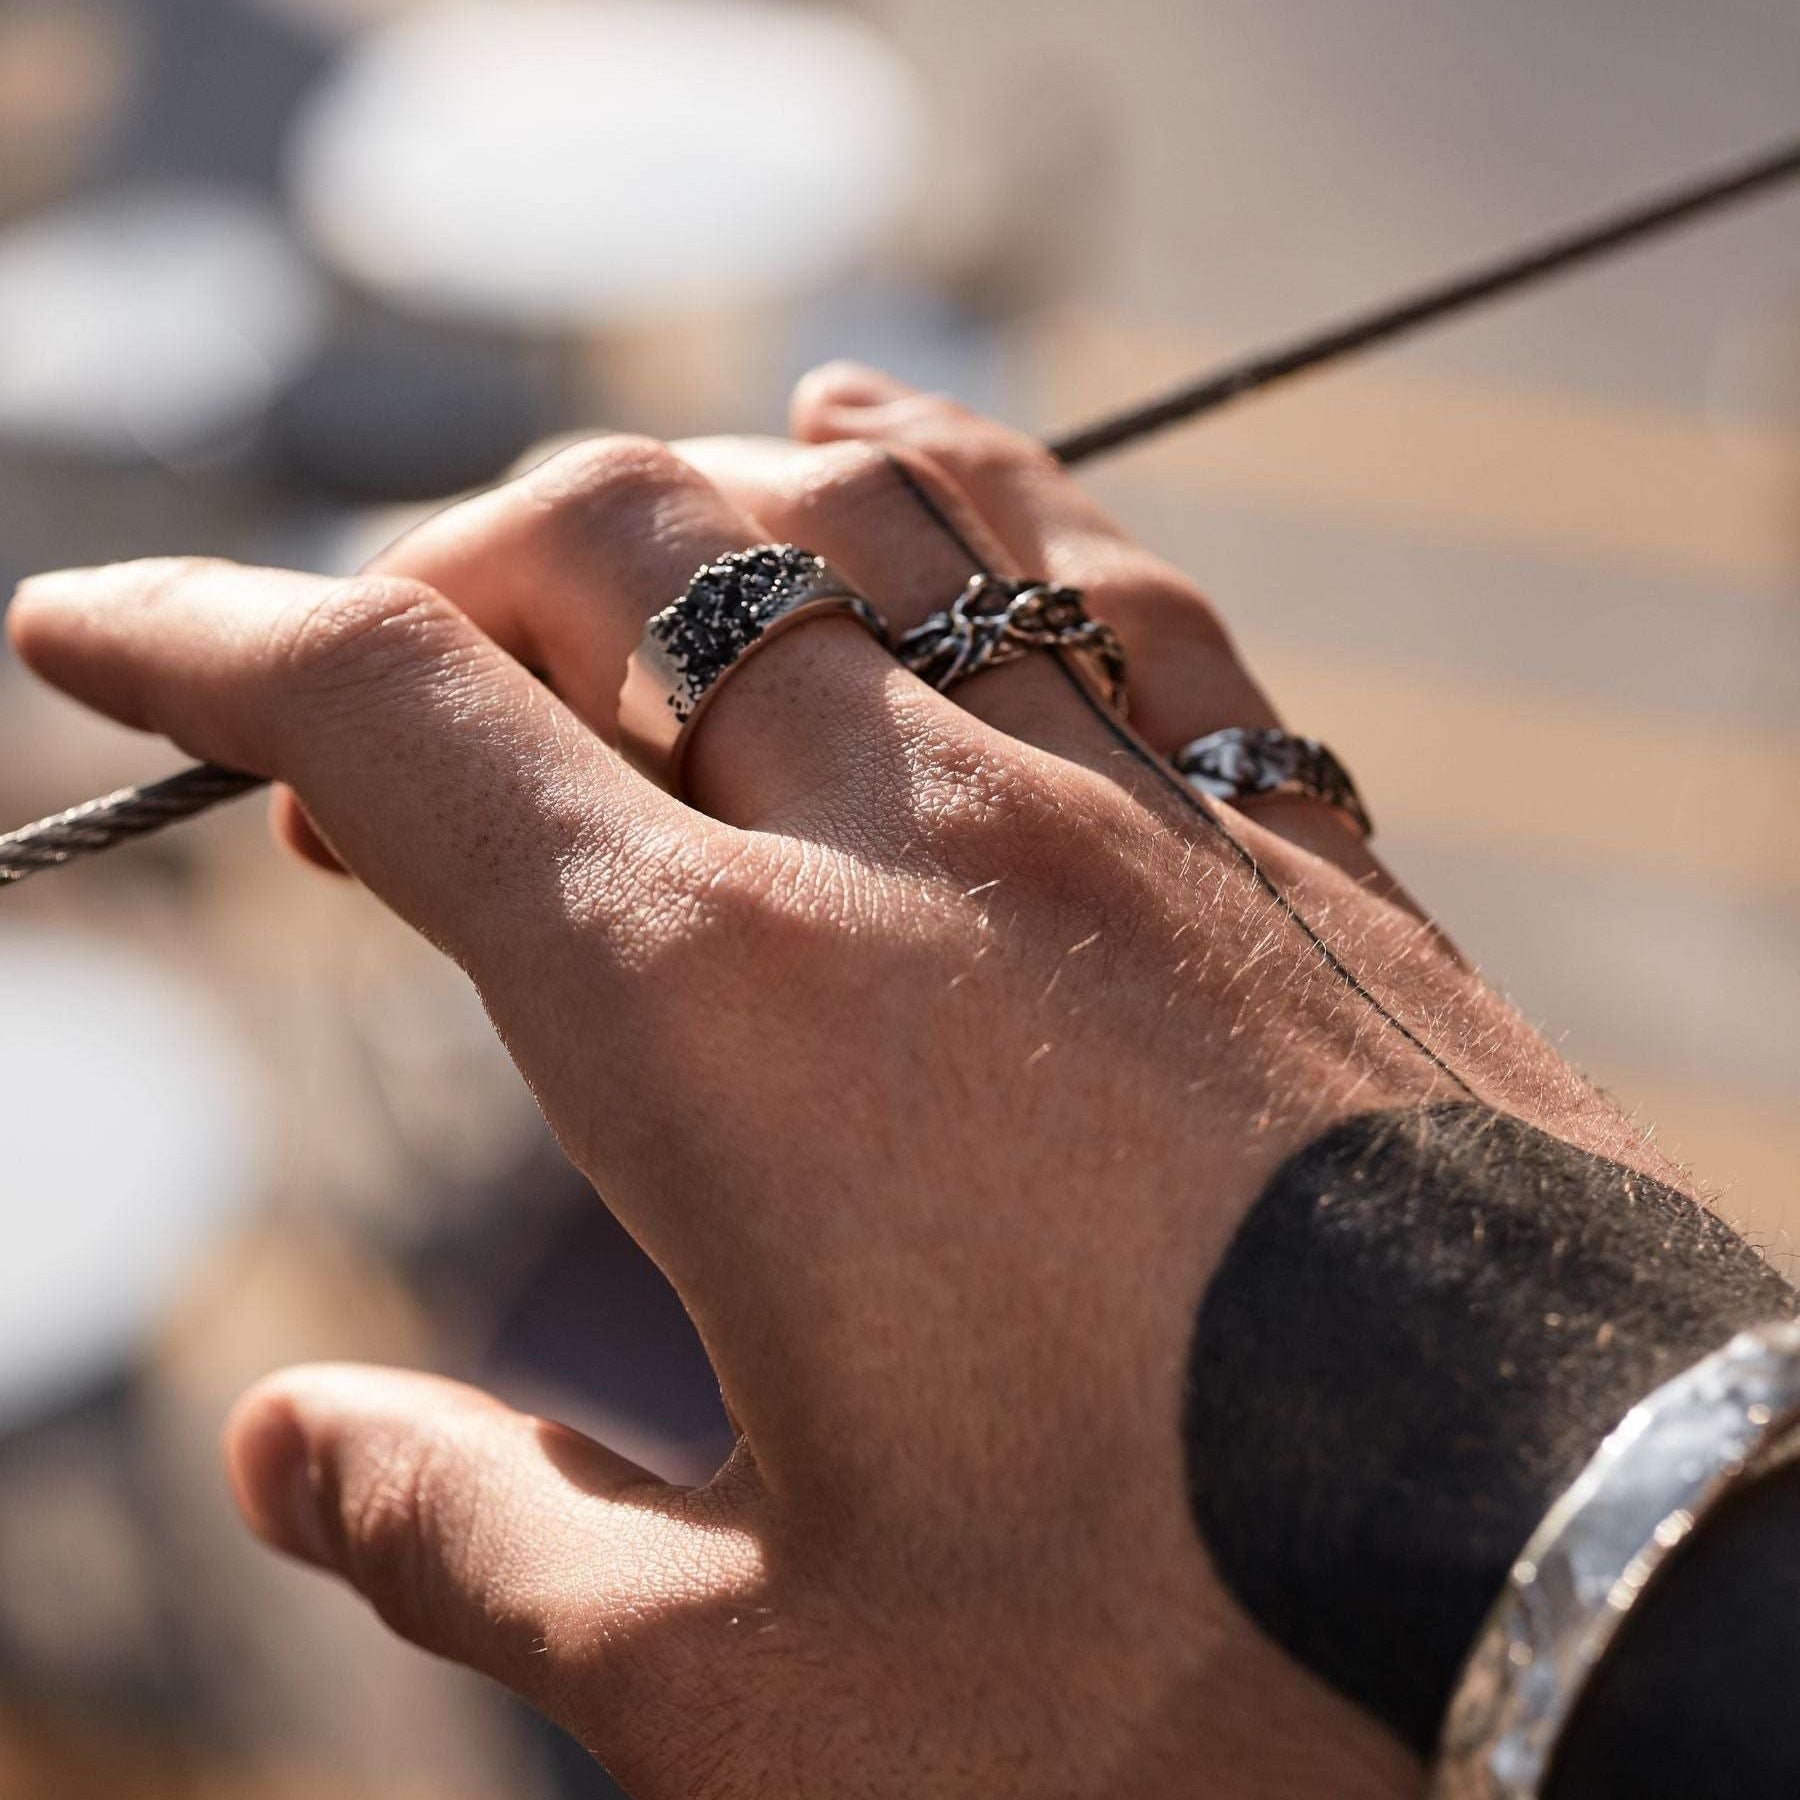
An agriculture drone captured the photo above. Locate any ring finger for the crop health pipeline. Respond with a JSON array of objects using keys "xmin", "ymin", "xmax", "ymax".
[{"xmin": 787, "ymin": 364, "xmax": 1394, "ymax": 884}]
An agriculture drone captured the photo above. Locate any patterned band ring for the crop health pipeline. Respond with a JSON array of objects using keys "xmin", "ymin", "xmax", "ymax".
[
  {"xmin": 618, "ymin": 544, "xmax": 889, "ymax": 794},
  {"xmin": 895, "ymin": 575, "xmax": 1129, "ymax": 713},
  {"xmin": 1170, "ymin": 726, "xmax": 1374, "ymax": 838}
]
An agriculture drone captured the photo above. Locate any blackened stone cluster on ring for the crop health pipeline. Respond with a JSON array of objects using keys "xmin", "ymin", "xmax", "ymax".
[
  {"xmin": 619, "ymin": 543, "xmax": 885, "ymax": 795},
  {"xmin": 1171, "ymin": 726, "xmax": 1374, "ymax": 838},
  {"xmin": 896, "ymin": 574, "xmax": 1129, "ymax": 712},
  {"xmin": 646, "ymin": 545, "xmax": 884, "ymax": 723}
]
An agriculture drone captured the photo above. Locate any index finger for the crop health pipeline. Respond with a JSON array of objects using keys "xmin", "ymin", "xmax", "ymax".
[{"xmin": 7, "ymin": 557, "xmax": 707, "ymax": 973}]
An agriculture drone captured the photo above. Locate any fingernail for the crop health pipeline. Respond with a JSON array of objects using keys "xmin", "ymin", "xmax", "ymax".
[{"xmin": 227, "ymin": 1393, "xmax": 335, "ymax": 1568}]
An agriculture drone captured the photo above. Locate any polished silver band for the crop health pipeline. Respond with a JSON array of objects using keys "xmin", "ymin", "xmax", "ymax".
[
  {"xmin": 1431, "ymin": 1320, "xmax": 1800, "ymax": 1800},
  {"xmin": 1170, "ymin": 726, "xmax": 1373, "ymax": 838},
  {"xmin": 895, "ymin": 575, "xmax": 1129, "ymax": 713},
  {"xmin": 618, "ymin": 544, "xmax": 887, "ymax": 793}
]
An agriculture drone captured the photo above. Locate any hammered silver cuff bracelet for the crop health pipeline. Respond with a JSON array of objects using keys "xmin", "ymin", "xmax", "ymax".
[{"xmin": 1431, "ymin": 1319, "xmax": 1800, "ymax": 1799}]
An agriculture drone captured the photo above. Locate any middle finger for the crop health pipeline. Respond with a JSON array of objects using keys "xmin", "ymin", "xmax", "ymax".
[{"xmin": 677, "ymin": 433, "xmax": 1162, "ymax": 779}]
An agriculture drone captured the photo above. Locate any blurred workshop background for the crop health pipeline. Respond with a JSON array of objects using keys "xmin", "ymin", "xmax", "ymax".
[{"xmin": 0, "ymin": 0, "xmax": 1797, "ymax": 1793}]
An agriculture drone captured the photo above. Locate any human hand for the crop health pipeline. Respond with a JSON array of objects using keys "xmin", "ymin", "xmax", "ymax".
[{"xmin": 7, "ymin": 366, "xmax": 1689, "ymax": 1798}]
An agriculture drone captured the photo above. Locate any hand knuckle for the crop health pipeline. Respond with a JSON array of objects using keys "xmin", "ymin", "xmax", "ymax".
[
  {"xmin": 967, "ymin": 432, "xmax": 1061, "ymax": 493},
  {"xmin": 1085, "ymin": 550, "xmax": 1229, "ymax": 648},
  {"xmin": 796, "ymin": 357, "xmax": 877, "ymax": 405},
  {"xmin": 268, "ymin": 575, "xmax": 454, "ymax": 697},
  {"xmin": 338, "ymin": 1436, "xmax": 453, "ymax": 1647},
  {"xmin": 337, "ymin": 1427, "xmax": 551, "ymax": 1669},
  {"xmin": 527, "ymin": 434, "xmax": 698, "ymax": 534},
  {"xmin": 895, "ymin": 389, "xmax": 969, "ymax": 428},
  {"xmin": 894, "ymin": 400, "xmax": 1056, "ymax": 482},
  {"xmin": 785, "ymin": 440, "xmax": 895, "ymax": 530}
]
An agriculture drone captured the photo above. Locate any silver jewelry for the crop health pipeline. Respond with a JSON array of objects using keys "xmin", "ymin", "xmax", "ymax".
[
  {"xmin": 895, "ymin": 576, "xmax": 1128, "ymax": 712},
  {"xmin": 618, "ymin": 544, "xmax": 887, "ymax": 792},
  {"xmin": 1170, "ymin": 726, "xmax": 1373, "ymax": 838},
  {"xmin": 1431, "ymin": 1319, "xmax": 1800, "ymax": 1800}
]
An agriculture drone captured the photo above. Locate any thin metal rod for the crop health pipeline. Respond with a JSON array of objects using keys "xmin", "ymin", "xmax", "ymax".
[
  {"xmin": 1049, "ymin": 131, "xmax": 1800, "ymax": 464},
  {"xmin": 4, "ymin": 131, "xmax": 1799, "ymax": 887}
]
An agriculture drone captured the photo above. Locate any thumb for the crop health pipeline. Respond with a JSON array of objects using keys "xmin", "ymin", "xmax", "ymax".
[{"xmin": 224, "ymin": 1364, "xmax": 757, "ymax": 1727}]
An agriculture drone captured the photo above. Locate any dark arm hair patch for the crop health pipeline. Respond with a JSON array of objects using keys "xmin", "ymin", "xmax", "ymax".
[{"xmin": 1184, "ymin": 1102, "xmax": 1795, "ymax": 1754}]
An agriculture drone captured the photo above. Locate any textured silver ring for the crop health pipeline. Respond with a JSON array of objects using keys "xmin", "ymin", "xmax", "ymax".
[
  {"xmin": 618, "ymin": 544, "xmax": 887, "ymax": 794},
  {"xmin": 1170, "ymin": 726, "xmax": 1373, "ymax": 838},
  {"xmin": 895, "ymin": 575, "xmax": 1128, "ymax": 713}
]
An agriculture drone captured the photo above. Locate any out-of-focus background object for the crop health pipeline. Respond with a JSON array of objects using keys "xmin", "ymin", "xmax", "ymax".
[
  {"xmin": 0, "ymin": 0, "xmax": 1796, "ymax": 1792},
  {"xmin": 289, "ymin": 0, "xmax": 924, "ymax": 327},
  {"xmin": 0, "ymin": 184, "xmax": 327, "ymax": 461},
  {"xmin": 0, "ymin": 928, "xmax": 266, "ymax": 1431}
]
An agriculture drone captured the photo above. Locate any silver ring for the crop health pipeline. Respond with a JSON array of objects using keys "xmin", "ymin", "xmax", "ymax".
[
  {"xmin": 1170, "ymin": 726, "xmax": 1373, "ymax": 838},
  {"xmin": 618, "ymin": 544, "xmax": 887, "ymax": 793},
  {"xmin": 895, "ymin": 575, "xmax": 1128, "ymax": 713}
]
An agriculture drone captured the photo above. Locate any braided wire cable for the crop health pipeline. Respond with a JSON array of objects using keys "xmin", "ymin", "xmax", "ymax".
[
  {"xmin": 0, "ymin": 766, "xmax": 266, "ymax": 885},
  {"xmin": 3, "ymin": 131, "xmax": 1798, "ymax": 888}
]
